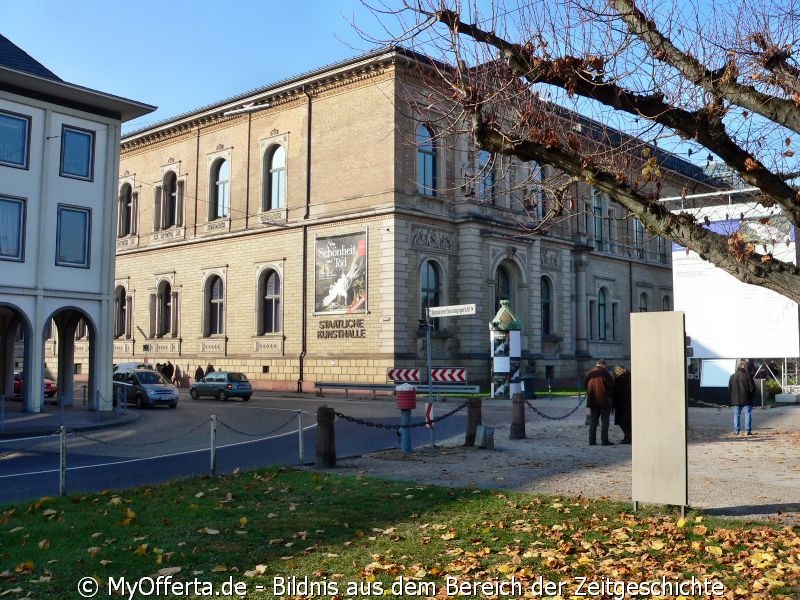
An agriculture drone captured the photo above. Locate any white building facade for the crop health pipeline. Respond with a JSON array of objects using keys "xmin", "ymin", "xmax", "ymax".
[{"xmin": 0, "ymin": 34, "xmax": 154, "ymax": 412}]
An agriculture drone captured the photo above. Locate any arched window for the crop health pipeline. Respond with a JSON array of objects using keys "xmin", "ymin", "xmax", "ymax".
[
  {"xmin": 598, "ymin": 288, "xmax": 608, "ymax": 340},
  {"xmin": 494, "ymin": 266, "xmax": 511, "ymax": 313},
  {"xmin": 259, "ymin": 269, "xmax": 282, "ymax": 334},
  {"xmin": 639, "ymin": 292, "xmax": 648, "ymax": 312},
  {"xmin": 157, "ymin": 281, "xmax": 172, "ymax": 337},
  {"xmin": 541, "ymin": 276, "xmax": 553, "ymax": 336},
  {"xmin": 476, "ymin": 150, "xmax": 495, "ymax": 202},
  {"xmin": 210, "ymin": 159, "xmax": 230, "ymax": 220},
  {"xmin": 114, "ymin": 285, "xmax": 127, "ymax": 338},
  {"xmin": 207, "ymin": 276, "xmax": 224, "ymax": 335},
  {"xmin": 118, "ymin": 184, "xmax": 133, "ymax": 237},
  {"xmin": 163, "ymin": 172, "xmax": 178, "ymax": 228},
  {"xmin": 264, "ymin": 145, "xmax": 286, "ymax": 210},
  {"xmin": 416, "ymin": 124, "xmax": 436, "ymax": 196},
  {"xmin": 662, "ymin": 295, "xmax": 671, "ymax": 311},
  {"xmin": 420, "ymin": 260, "xmax": 441, "ymax": 327}
]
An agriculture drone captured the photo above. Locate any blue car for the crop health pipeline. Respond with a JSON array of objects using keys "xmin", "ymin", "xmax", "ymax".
[{"xmin": 189, "ymin": 371, "xmax": 252, "ymax": 401}]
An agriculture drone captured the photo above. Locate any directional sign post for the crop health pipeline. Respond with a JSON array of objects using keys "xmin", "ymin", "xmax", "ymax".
[{"xmin": 423, "ymin": 303, "xmax": 477, "ymax": 440}]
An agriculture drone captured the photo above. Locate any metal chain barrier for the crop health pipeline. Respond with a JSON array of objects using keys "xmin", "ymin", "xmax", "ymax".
[
  {"xmin": 525, "ymin": 396, "xmax": 585, "ymax": 421},
  {"xmin": 70, "ymin": 418, "xmax": 209, "ymax": 447},
  {"xmin": 217, "ymin": 412, "xmax": 299, "ymax": 437},
  {"xmin": 0, "ymin": 431, "xmax": 62, "ymax": 459},
  {"xmin": 334, "ymin": 401, "xmax": 468, "ymax": 430}
]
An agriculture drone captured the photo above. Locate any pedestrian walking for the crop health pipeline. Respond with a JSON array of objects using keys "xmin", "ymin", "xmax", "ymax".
[
  {"xmin": 194, "ymin": 365, "xmax": 205, "ymax": 383},
  {"xmin": 729, "ymin": 359, "xmax": 756, "ymax": 435},
  {"xmin": 585, "ymin": 359, "xmax": 614, "ymax": 446}
]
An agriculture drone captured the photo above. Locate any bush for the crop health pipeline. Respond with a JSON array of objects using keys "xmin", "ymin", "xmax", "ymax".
[{"xmin": 764, "ymin": 378, "xmax": 782, "ymax": 399}]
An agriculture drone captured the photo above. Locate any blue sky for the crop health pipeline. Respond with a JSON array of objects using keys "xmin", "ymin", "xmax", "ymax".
[{"xmin": 2, "ymin": 0, "xmax": 387, "ymax": 132}]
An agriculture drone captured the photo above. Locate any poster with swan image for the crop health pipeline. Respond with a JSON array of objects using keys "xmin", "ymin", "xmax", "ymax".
[{"xmin": 314, "ymin": 231, "xmax": 367, "ymax": 314}]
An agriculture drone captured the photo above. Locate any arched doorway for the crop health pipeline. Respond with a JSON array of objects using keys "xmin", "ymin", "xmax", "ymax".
[
  {"xmin": 0, "ymin": 304, "xmax": 30, "ymax": 405},
  {"xmin": 47, "ymin": 307, "xmax": 98, "ymax": 409}
]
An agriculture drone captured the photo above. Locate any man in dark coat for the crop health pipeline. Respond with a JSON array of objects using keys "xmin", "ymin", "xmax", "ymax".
[
  {"xmin": 729, "ymin": 360, "xmax": 756, "ymax": 435},
  {"xmin": 585, "ymin": 360, "xmax": 615, "ymax": 446},
  {"xmin": 612, "ymin": 366, "xmax": 632, "ymax": 444}
]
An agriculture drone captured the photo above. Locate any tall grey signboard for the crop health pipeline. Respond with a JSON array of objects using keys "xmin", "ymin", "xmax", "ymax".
[{"xmin": 631, "ymin": 311, "xmax": 688, "ymax": 511}]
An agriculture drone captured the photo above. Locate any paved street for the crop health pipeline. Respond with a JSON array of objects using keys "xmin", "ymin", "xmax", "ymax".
[{"xmin": 0, "ymin": 390, "xmax": 473, "ymax": 504}]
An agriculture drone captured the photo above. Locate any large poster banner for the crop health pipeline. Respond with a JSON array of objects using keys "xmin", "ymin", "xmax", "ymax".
[{"xmin": 314, "ymin": 232, "xmax": 367, "ymax": 314}]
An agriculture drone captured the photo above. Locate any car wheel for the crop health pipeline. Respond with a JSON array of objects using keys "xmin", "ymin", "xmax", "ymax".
[
  {"xmin": 169, "ymin": 403, "xmax": 177, "ymax": 409},
  {"xmin": 242, "ymin": 396, "xmax": 251, "ymax": 402},
  {"xmin": 189, "ymin": 388, "xmax": 199, "ymax": 400},
  {"xmin": 216, "ymin": 390, "xmax": 225, "ymax": 402},
  {"xmin": 46, "ymin": 392, "xmax": 56, "ymax": 398},
  {"xmin": 136, "ymin": 394, "xmax": 145, "ymax": 408}
]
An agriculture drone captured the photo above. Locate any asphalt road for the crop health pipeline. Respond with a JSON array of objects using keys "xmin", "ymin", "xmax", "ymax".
[{"xmin": 0, "ymin": 391, "xmax": 475, "ymax": 505}]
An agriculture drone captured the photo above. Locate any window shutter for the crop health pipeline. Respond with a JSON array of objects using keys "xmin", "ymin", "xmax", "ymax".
[
  {"xmin": 125, "ymin": 295, "xmax": 133, "ymax": 338},
  {"xmin": 171, "ymin": 291, "xmax": 179, "ymax": 337},
  {"xmin": 131, "ymin": 192, "xmax": 139, "ymax": 235},
  {"xmin": 117, "ymin": 194, "xmax": 124, "ymax": 237},
  {"xmin": 176, "ymin": 181, "xmax": 184, "ymax": 227},
  {"xmin": 148, "ymin": 293, "xmax": 156, "ymax": 338},
  {"xmin": 153, "ymin": 186, "xmax": 162, "ymax": 231}
]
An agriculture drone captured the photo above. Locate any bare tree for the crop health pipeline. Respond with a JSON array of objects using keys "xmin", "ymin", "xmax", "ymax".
[{"xmin": 362, "ymin": 0, "xmax": 800, "ymax": 302}]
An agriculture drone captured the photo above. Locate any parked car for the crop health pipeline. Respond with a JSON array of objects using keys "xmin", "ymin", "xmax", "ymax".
[
  {"xmin": 13, "ymin": 371, "xmax": 58, "ymax": 398},
  {"xmin": 189, "ymin": 371, "xmax": 252, "ymax": 401},
  {"xmin": 112, "ymin": 369, "xmax": 178, "ymax": 408},
  {"xmin": 113, "ymin": 362, "xmax": 155, "ymax": 373}
]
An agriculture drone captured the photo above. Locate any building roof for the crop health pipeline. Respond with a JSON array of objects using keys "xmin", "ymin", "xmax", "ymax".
[
  {"xmin": 0, "ymin": 33, "xmax": 62, "ymax": 81},
  {"xmin": 0, "ymin": 33, "xmax": 155, "ymax": 123}
]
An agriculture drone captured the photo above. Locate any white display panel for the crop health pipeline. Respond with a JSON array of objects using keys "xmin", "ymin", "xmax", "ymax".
[{"xmin": 672, "ymin": 203, "xmax": 799, "ymax": 359}]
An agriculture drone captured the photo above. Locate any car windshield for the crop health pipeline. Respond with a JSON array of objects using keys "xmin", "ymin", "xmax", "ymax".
[
  {"xmin": 229, "ymin": 373, "xmax": 248, "ymax": 382},
  {"xmin": 138, "ymin": 371, "xmax": 169, "ymax": 385}
]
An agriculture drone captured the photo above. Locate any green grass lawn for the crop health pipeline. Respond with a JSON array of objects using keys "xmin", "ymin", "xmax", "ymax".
[{"xmin": 1, "ymin": 468, "xmax": 798, "ymax": 599}]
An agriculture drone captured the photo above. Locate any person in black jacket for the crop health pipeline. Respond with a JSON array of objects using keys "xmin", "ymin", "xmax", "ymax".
[
  {"xmin": 612, "ymin": 366, "xmax": 632, "ymax": 444},
  {"xmin": 729, "ymin": 360, "xmax": 756, "ymax": 435}
]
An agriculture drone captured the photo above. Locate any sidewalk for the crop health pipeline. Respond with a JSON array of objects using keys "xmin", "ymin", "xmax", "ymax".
[
  {"xmin": 0, "ymin": 400, "xmax": 138, "ymax": 439},
  {"xmin": 332, "ymin": 401, "xmax": 800, "ymax": 525}
]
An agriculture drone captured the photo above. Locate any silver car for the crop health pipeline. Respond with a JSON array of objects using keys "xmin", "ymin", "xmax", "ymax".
[{"xmin": 112, "ymin": 369, "xmax": 179, "ymax": 408}]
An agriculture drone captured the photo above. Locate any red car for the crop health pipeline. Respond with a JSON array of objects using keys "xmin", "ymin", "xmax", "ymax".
[{"xmin": 13, "ymin": 372, "xmax": 58, "ymax": 398}]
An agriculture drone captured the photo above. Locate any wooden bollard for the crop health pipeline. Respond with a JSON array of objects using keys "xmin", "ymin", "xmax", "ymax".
[
  {"xmin": 315, "ymin": 406, "xmax": 336, "ymax": 468},
  {"xmin": 464, "ymin": 398, "xmax": 482, "ymax": 447},
  {"xmin": 510, "ymin": 393, "xmax": 526, "ymax": 439}
]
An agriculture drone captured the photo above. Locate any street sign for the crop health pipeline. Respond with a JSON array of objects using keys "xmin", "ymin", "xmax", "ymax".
[
  {"xmin": 387, "ymin": 368, "xmax": 421, "ymax": 383},
  {"xmin": 428, "ymin": 303, "xmax": 476, "ymax": 318},
  {"xmin": 430, "ymin": 367, "xmax": 467, "ymax": 383}
]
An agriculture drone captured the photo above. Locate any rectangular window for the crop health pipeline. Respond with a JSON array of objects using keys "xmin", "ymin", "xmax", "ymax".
[
  {"xmin": 0, "ymin": 195, "xmax": 25, "ymax": 261},
  {"xmin": 633, "ymin": 217, "xmax": 645, "ymax": 259},
  {"xmin": 60, "ymin": 126, "xmax": 94, "ymax": 180},
  {"xmin": 0, "ymin": 111, "xmax": 30, "ymax": 168},
  {"xmin": 607, "ymin": 209, "xmax": 617, "ymax": 254},
  {"xmin": 593, "ymin": 191, "xmax": 604, "ymax": 251},
  {"xmin": 56, "ymin": 205, "xmax": 90, "ymax": 267}
]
